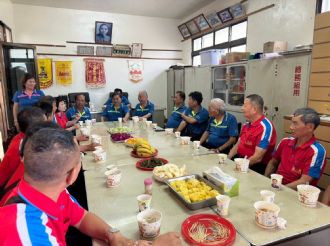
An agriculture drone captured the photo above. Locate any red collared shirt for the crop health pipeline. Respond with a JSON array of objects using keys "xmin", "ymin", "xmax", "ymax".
[
  {"xmin": 237, "ymin": 115, "xmax": 277, "ymax": 164},
  {"xmin": 273, "ymin": 136, "xmax": 327, "ymax": 185},
  {"xmin": 0, "ymin": 179, "xmax": 86, "ymax": 245},
  {"xmin": 55, "ymin": 112, "xmax": 69, "ymax": 129},
  {"xmin": 0, "ymin": 132, "xmax": 25, "ymax": 188}
]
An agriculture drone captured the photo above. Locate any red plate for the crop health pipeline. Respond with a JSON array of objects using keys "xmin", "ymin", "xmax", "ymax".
[
  {"xmin": 131, "ymin": 149, "xmax": 158, "ymax": 158},
  {"xmin": 135, "ymin": 157, "xmax": 168, "ymax": 171},
  {"xmin": 181, "ymin": 214, "xmax": 236, "ymax": 246}
]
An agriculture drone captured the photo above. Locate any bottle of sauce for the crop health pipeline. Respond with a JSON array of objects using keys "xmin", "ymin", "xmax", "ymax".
[{"xmin": 144, "ymin": 178, "xmax": 153, "ymax": 195}]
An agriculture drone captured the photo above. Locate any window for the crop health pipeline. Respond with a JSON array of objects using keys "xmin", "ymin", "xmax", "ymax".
[
  {"xmin": 192, "ymin": 20, "xmax": 247, "ymax": 66},
  {"xmin": 317, "ymin": 0, "xmax": 330, "ymax": 13},
  {"xmin": 202, "ymin": 33, "xmax": 214, "ymax": 48}
]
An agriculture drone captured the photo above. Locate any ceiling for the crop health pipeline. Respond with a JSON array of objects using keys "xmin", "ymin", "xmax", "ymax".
[{"xmin": 11, "ymin": 0, "xmax": 215, "ymax": 19}]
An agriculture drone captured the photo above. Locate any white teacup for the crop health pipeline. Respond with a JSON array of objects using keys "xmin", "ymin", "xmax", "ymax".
[
  {"xmin": 146, "ymin": 121, "xmax": 152, "ymax": 127},
  {"xmin": 193, "ymin": 141, "xmax": 200, "ymax": 150},
  {"xmin": 80, "ymin": 127, "xmax": 90, "ymax": 137},
  {"xmin": 216, "ymin": 195, "xmax": 231, "ymax": 216},
  {"xmin": 254, "ymin": 201, "xmax": 280, "ymax": 229},
  {"xmin": 78, "ymin": 121, "xmax": 84, "ymax": 127},
  {"xmin": 271, "ymin": 174, "xmax": 283, "ymax": 190},
  {"xmin": 260, "ymin": 190, "xmax": 275, "ymax": 203},
  {"xmin": 142, "ymin": 118, "xmax": 147, "ymax": 122},
  {"xmin": 91, "ymin": 119, "xmax": 96, "ymax": 124},
  {"xmin": 118, "ymin": 117, "xmax": 123, "ymax": 123},
  {"xmin": 174, "ymin": 131, "xmax": 181, "ymax": 138},
  {"xmin": 165, "ymin": 128, "xmax": 173, "ymax": 135},
  {"xmin": 137, "ymin": 194, "xmax": 152, "ymax": 212},
  {"xmin": 234, "ymin": 158, "xmax": 249, "ymax": 173},
  {"xmin": 132, "ymin": 116, "xmax": 139, "ymax": 123},
  {"xmin": 91, "ymin": 134, "xmax": 102, "ymax": 144},
  {"xmin": 297, "ymin": 184, "xmax": 320, "ymax": 207},
  {"xmin": 151, "ymin": 123, "xmax": 158, "ymax": 129},
  {"xmin": 218, "ymin": 154, "xmax": 228, "ymax": 164},
  {"xmin": 180, "ymin": 136, "xmax": 190, "ymax": 145},
  {"xmin": 93, "ymin": 150, "xmax": 106, "ymax": 163},
  {"xmin": 85, "ymin": 119, "xmax": 92, "ymax": 126},
  {"xmin": 105, "ymin": 169, "xmax": 122, "ymax": 188},
  {"xmin": 94, "ymin": 146, "xmax": 103, "ymax": 151},
  {"xmin": 137, "ymin": 209, "xmax": 162, "ymax": 239}
]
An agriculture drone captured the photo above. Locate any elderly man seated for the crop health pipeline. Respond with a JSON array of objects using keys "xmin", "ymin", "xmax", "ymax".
[
  {"xmin": 200, "ymin": 98, "xmax": 238, "ymax": 153},
  {"xmin": 134, "ymin": 90, "xmax": 155, "ymax": 121},
  {"xmin": 228, "ymin": 94, "xmax": 277, "ymax": 174},
  {"xmin": 265, "ymin": 108, "xmax": 327, "ymax": 190},
  {"xmin": 66, "ymin": 94, "xmax": 92, "ymax": 123}
]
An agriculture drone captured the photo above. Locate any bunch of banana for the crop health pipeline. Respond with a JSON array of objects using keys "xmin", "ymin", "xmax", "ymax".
[{"xmin": 133, "ymin": 139, "xmax": 157, "ymax": 157}]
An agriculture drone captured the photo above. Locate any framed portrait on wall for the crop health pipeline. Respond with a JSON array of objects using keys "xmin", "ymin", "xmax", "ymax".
[
  {"xmin": 218, "ymin": 9, "xmax": 233, "ymax": 23},
  {"xmin": 194, "ymin": 14, "xmax": 211, "ymax": 32},
  {"xmin": 230, "ymin": 3, "xmax": 245, "ymax": 18},
  {"xmin": 178, "ymin": 24, "xmax": 191, "ymax": 39},
  {"xmin": 205, "ymin": 11, "xmax": 222, "ymax": 28},
  {"xmin": 186, "ymin": 20, "xmax": 200, "ymax": 35},
  {"xmin": 95, "ymin": 21, "xmax": 113, "ymax": 44}
]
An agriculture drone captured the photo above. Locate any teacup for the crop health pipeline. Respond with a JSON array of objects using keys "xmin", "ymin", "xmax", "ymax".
[
  {"xmin": 174, "ymin": 131, "xmax": 181, "ymax": 138},
  {"xmin": 260, "ymin": 190, "xmax": 275, "ymax": 203},
  {"xmin": 137, "ymin": 209, "xmax": 162, "ymax": 239},
  {"xmin": 180, "ymin": 137, "xmax": 190, "ymax": 145},
  {"xmin": 93, "ymin": 150, "xmax": 106, "ymax": 163},
  {"xmin": 132, "ymin": 116, "xmax": 139, "ymax": 123},
  {"xmin": 193, "ymin": 141, "xmax": 200, "ymax": 150},
  {"xmin": 137, "ymin": 194, "xmax": 152, "ymax": 212},
  {"xmin": 218, "ymin": 154, "xmax": 228, "ymax": 164},
  {"xmin": 105, "ymin": 169, "xmax": 122, "ymax": 188},
  {"xmin": 91, "ymin": 119, "xmax": 97, "ymax": 125},
  {"xmin": 118, "ymin": 117, "xmax": 123, "ymax": 123},
  {"xmin": 234, "ymin": 158, "xmax": 249, "ymax": 173},
  {"xmin": 297, "ymin": 184, "xmax": 320, "ymax": 207},
  {"xmin": 216, "ymin": 195, "xmax": 231, "ymax": 216},
  {"xmin": 254, "ymin": 201, "xmax": 280, "ymax": 229},
  {"xmin": 270, "ymin": 174, "xmax": 283, "ymax": 190},
  {"xmin": 165, "ymin": 128, "xmax": 173, "ymax": 135},
  {"xmin": 78, "ymin": 121, "xmax": 84, "ymax": 127},
  {"xmin": 91, "ymin": 134, "xmax": 102, "ymax": 144},
  {"xmin": 151, "ymin": 123, "xmax": 158, "ymax": 129},
  {"xmin": 146, "ymin": 121, "xmax": 152, "ymax": 127},
  {"xmin": 85, "ymin": 119, "xmax": 92, "ymax": 126}
]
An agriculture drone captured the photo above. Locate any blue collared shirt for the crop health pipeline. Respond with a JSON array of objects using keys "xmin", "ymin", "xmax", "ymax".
[
  {"xmin": 12, "ymin": 89, "xmax": 45, "ymax": 111},
  {"xmin": 102, "ymin": 103, "xmax": 129, "ymax": 121},
  {"xmin": 166, "ymin": 105, "xmax": 187, "ymax": 129},
  {"xmin": 104, "ymin": 95, "xmax": 130, "ymax": 106},
  {"xmin": 134, "ymin": 101, "xmax": 155, "ymax": 120},
  {"xmin": 184, "ymin": 107, "xmax": 209, "ymax": 137},
  {"xmin": 206, "ymin": 112, "xmax": 238, "ymax": 148},
  {"xmin": 66, "ymin": 106, "xmax": 92, "ymax": 122}
]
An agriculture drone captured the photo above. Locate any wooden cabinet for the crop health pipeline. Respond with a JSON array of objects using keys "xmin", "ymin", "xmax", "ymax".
[{"xmin": 309, "ymin": 12, "xmax": 330, "ymax": 115}]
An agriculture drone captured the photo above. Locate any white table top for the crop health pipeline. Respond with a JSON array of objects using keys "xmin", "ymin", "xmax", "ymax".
[{"xmin": 82, "ymin": 122, "xmax": 330, "ymax": 246}]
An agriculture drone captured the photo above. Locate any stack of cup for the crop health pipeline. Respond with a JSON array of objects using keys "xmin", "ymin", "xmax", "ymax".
[
  {"xmin": 91, "ymin": 134, "xmax": 102, "ymax": 144},
  {"xmin": 93, "ymin": 149, "xmax": 106, "ymax": 163}
]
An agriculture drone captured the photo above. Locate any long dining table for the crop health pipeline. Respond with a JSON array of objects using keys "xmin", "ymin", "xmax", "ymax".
[{"xmin": 82, "ymin": 121, "xmax": 330, "ymax": 246}]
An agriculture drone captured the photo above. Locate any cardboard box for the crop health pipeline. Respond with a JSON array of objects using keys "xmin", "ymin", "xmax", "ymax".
[
  {"xmin": 263, "ymin": 41, "xmax": 288, "ymax": 53},
  {"xmin": 225, "ymin": 52, "xmax": 250, "ymax": 64}
]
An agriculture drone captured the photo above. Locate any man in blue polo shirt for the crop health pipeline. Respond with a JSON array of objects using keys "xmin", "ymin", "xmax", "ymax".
[
  {"xmin": 66, "ymin": 94, "xmax": 92, "ymax": 123},
  {"xmin": 134, "ymin": 90, "xmax": 154, "ymax": 121},
  {"xmin": 104, "ymin": 88, "xmax": 131, "ymax": 108},
  {"xmin": 177, "ymin": 91, "xmax": 209, "ymax": 141},
  {"xmin": 166, "ymin": 91, "xmax": 187, "ymax": 129},
  {"xmin": 102, "ymin": 93, "xmax": 130, "ymax": 122},
  {"xmin": 200, "ymin": 98, "xmax": 238, "ymax": 153}
]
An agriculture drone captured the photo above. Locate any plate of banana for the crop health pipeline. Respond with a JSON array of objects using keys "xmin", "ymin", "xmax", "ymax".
[{"xmin": 131, "ymin": 138, "xmax": 158, "ymax": 158}]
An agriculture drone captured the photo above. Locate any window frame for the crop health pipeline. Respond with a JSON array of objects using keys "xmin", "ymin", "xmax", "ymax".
[{"xmin": 192, "ymin": 19, "xmax": 247, "ymax": 65}]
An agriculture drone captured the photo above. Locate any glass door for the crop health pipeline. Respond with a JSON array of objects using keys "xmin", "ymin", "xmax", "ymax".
[
  {"xmin": 228, "ymin": 65, "xmax": 245, "ymax": 107},
  {"xmin": 213, "ymin": 66, "xmax": 227, "ymax": 102}
]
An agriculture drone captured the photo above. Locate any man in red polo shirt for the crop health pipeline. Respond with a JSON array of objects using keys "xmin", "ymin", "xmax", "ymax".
[
  {"xmin": 0, "ymin": 128, "xmax": 181, "ymax": 246},
  {"xmin": 0, "ymin": 107, "xmax": 46, "ymax": 192},
  {"xmin": 265, "ymin": 108, "xmax": 327, "ymax": 190},
  {"xmin": 228, "ymin": 94, "xmax": 277, "ymax": 174}
]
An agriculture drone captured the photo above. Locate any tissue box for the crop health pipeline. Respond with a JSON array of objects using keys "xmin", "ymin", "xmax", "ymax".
[{"xmin": 203, "ymin": 166, "xmax": 239, "ymax": 197}]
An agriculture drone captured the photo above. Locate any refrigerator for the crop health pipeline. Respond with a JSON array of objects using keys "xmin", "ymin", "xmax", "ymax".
[
  {"xmin": 166, "ymin": 67, "xmax": 185, "ymax": 119},
  {"xmin": 246, "ymin": 52, "xmax": 311, "ymax": 141}
]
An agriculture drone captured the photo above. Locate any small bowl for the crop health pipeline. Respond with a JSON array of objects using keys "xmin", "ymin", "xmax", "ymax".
[
  {"xmin": 297, "ymin": 184, "xmax": 320, "ymax": 207},
  {"xmin": 105, "ymin": 169, "xmax": 122, "ymax": 188},
  {"xmin": 137, "ymin": 209, "xmax": 162, "ymax": 239}
]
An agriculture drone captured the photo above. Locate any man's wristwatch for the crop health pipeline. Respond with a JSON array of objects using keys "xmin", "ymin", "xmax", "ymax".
[{"xmin": 107, "ymin": 227, "xmax": 120, "ymax": 242}]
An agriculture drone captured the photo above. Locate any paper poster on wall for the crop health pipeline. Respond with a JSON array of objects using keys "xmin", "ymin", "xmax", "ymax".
[
  {"xmin": 128, "ymin": 60, "xmax": 143, "ymax": 83},
  {"xmin": 37, "ymin": 58, "xmax": 53, "ymax": 89},
  {"xmin": 55, "ymin": 61, "xmax": 73, "ymax": 86},
  {"xmin": 84, "ymin": 58, "xmax": 106, "ymax": 88}
]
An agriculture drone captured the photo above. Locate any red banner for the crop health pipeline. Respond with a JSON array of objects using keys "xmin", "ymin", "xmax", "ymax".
[{"xmin": 84, "ymin": 58, "xmax": 106, "ymax": 88}]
